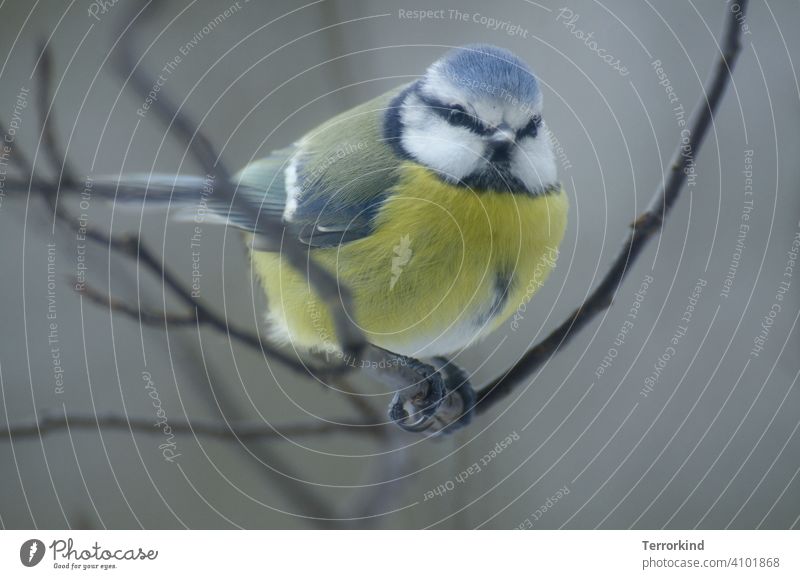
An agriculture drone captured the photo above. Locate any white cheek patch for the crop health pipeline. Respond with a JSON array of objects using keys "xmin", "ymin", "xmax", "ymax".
[
  {"xmin": 400, "ymin": 96, "xmax": 486, "ymax": 181},
  {"xmin": 511, "ymin": 125, "xmax": 558, "ymax": 192},
  {"xmin": 401, "ymin": 124, "xmax": 486, "ymax": 182}
]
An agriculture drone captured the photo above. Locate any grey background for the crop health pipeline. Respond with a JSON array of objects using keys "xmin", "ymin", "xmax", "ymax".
[{"xmin": 0, "ymin": 0, "xmax": 798, "ymax": 529}]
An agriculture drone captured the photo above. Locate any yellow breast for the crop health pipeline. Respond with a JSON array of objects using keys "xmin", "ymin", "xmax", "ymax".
[{"xmin": 251, "ymin": 163, "xmax": 568, "ymax": 357}]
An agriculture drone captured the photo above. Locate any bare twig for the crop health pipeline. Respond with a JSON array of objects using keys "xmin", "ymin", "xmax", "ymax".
[
  {"xmin": 0, "ymin": 9, "xmax": 364, "ymax": 524},
  {"xmin": 475, "ymin": 0, "xmax": 749, "ymax": 412},
  {"xmin": 0, "ymin": 1, "xmax": 749, "ymax": 444},
  {"xmin": 76, "ymin": 233, "xmax": 319, "ymax": 372},
  {"xmin": 29, "ymin": 37, "xmax": 329, "ymax": 376},
  {"xmin": 0, "ymin": 120, "xmax": 33, "ymax": 176},
  {"xmin": 78, "ymin": 280, "xmax": 198, "ymax": 326},
  {"xmin": 113, "ymin": 0, "xmax": 366, "ymax": 360},
  {"xmin": 0, "ymin": 410, "xmax": 384, "ymax": 441},
  {"xmin": 107, "ymin": 0, "xmax": 368, "ymax": 523},
  {"xmin": 35, "ymin": 41, "xmax": 78, "ymax": 189}
]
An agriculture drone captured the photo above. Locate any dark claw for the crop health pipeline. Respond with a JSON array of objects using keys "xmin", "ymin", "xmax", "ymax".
[
  {"xmin": 429, "ymin": 357, "xmax": 475, "ymax": 434},
  {"xmin": 389, "ymin": 367, "xmax": 446, "ymax": 432},
  {"xmin": 386, "ymin": 356, "xmax": 475, "ymax": 435}
]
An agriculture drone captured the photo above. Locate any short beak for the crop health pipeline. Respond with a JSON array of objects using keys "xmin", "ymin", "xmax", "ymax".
[{"xmin": 488, "ymin": 122, "xmax": 515, "ymax": 147}]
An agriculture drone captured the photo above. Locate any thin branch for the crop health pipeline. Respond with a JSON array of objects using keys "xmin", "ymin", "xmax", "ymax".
[
  {"xmin": 330, "ymin": 376, "xmax": 393, "ymax": 437},
  {"xmin": 83, "ymin": 232, "xmax": 315, "ymax": 369},
  {"xmin": 37, "ymin": 31, "xmax": 385, "ymax": 435},
  {"xmin": 1, "ymin": 410, "xmax": 384, "ymax": 441},
  {"xmin": 28, "ymin": 39, "xmax": 332, "ymax": 377},
  {"xmin": 113, "ymin": 2, "xmax": 231, "ymax": 183},
  {"xmin": 0, "ymin": 120, "xmax": 33, "ymax": 176},
  {"xmin": 75, "ymin": 272, "xmax": 355, "ymax": 380},
  {"xmin": 108, "ymin": 2, "xmax": 365, "ymax": 524},
  {"xmin": 475, "ymin": 0, "xmax": 749, "ymax": 412},
  {"xmin": 0, "ymin": 1, "xmax": 749, "ymax": 440},
  {"xmin": 78, "ymin": 280, "xmax": 198, "ymax": 326},
  {"xmin": 0, "ymin": 14, "xmax": 364, "ymax": 524},
  {"xmin": 35, "ymin": 40, "xmax": 78, "ymax": 188},
  {"xmin": 113, "ymin": 0, "xmax": 366, "ymax": 360}
]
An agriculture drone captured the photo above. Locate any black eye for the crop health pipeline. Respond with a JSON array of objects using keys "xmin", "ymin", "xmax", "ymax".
[
  {"xmin": 448, "ymin": 105, "xmax": 471, "ymax": 127},
  {"xmin": 519, "ymin": 115, "xmax": 542, "ymax": 138},
  {"xmin": 446, "ymin": 105, "xmax": 492, "ymax": 135}
]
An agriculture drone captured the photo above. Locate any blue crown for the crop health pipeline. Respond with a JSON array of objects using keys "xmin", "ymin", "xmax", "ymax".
[{"xmin": 435, "ymin": 44, "xmax": 539, "ymax": 103}]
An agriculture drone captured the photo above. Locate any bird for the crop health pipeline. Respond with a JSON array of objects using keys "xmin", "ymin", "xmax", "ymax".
[{"xmin": 101, "ymin": 44, "xmax": 568, "ymax": 434}]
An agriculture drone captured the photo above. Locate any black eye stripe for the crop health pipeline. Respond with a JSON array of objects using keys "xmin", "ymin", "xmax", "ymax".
[
  {"xmin": 517, "ymin": 115, "xmax": 541, "ymax": 138},
  {"xmin": 416, "ymin": 93, "xmax": 491, "ymax": 135},
  {"xmin": 413, "ymin": 89, "xmax": 540, "ymax": 138}
]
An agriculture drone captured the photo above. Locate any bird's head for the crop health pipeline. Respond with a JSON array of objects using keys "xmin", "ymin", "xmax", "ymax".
[{"xmin": 387, "ymin": 44, "xmax": 557, "ymax": 195}]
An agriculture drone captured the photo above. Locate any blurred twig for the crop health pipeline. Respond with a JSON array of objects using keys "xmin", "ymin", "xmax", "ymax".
[
  {"xmin": 106, "ymin": 0, "xmax": 367, "ymax": 524},
  {"xmin": 0, "ymin": 120, "xmax": 33, "ymax": 175},
  {"xmin": 114, "ymin": 1, "xmax": 367, "ymax": 359},
  {"xmin": 475, "ymin": 0, "xmax": 749, "ymax": 412},
  {"xmin": 29, "ymin": 33, "xmax": 318, "ymax": 373},
  {"xmin": 0, "ymin": 1, "xmax": 382, "ymax": 525},
  {"xmin": 36, "ymin": 42, "xmax": 78, "ymax": 189},
  {"xmin": 0, "ymin": 410, "xmax": 383, "ymax": 441},
  {"xmin": 0, "ymin": 1, "xmax": 749, "ymax": 443}
]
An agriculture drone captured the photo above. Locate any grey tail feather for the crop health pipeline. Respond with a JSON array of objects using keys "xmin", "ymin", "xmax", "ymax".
[
  {"xmin": 89, "ymin": 173, "xmax": 214, "ymax": 206},
  {"xmin": 82, "ymin": 173, "xmax": 286, "ymax": 250}
]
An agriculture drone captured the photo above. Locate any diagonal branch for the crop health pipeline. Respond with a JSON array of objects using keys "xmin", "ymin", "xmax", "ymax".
[
  {"xmin": 2, "ymin": 10, "xmax": 381, "ymax": 523},
  {"xmin": 0, "ymin": 0, "xmax": 750, "ymax": 443},
  {"xmin": 35, "ymin": 41, "xmax": 78, "ymax": 189},
  {"xmin": 30, "ymin": 39, "xmax": 330, "ymax": 378},
  {"xmin": 107, "ymin": 1, "xmax": 388, "ymax": 523},
  {"xmin": 475, "ymin": 0, "xmax": 749, "ymax": 412},
  {"xmin": 0, "ymin": 119, "xmax": 34, "ymax": 176},
  {"xmin": 1, "ymin": 410, "xmax": 384, "ymax": 441},
  {"xmin": 112, "ymin": 0, "xmax": 366, "ymax": 360}
]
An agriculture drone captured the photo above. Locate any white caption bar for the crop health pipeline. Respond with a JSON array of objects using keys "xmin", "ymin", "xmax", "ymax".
[{"xmin": 1, "ymin": 530, "xmax": 797, "ymax": 577}]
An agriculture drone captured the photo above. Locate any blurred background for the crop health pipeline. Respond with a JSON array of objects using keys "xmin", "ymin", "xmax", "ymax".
[{"xmin": 0, "ymin": 0, "xmax": 798, "ymax": 529}]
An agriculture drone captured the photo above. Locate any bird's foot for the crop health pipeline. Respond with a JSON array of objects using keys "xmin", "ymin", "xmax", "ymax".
[
  {"xmin": 388, "ymin": 358, "xmax": 446, "ymax": 432},
  {"xmin": 388, "ymin": 356, "xmax": 475, "ymax": 435},
  {"xmin": 429, "ymin": 357, "xmax": 475, "ymax": 434}
]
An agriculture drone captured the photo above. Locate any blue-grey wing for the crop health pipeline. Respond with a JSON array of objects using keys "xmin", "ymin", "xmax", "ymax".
[
  {"xmin": 94, "ymin": 88, "xmax": 404, "ymax": 250},
  {"xmin": 268, "ymin": 87, "xmax": 403, "ymax": 248}
]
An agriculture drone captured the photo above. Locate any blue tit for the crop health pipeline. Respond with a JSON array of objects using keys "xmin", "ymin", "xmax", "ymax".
[{"xmin": 103, "ymin": 44, "xmax": 568, "ymax": 432}]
